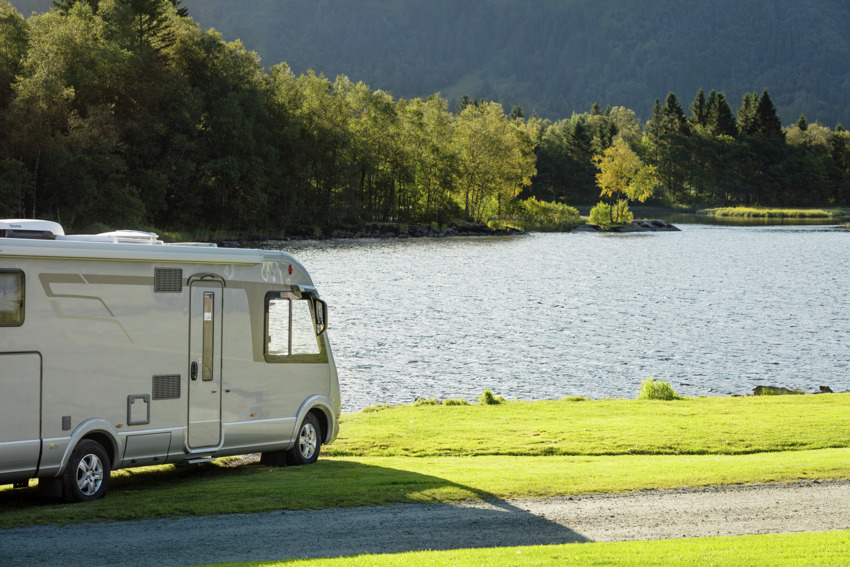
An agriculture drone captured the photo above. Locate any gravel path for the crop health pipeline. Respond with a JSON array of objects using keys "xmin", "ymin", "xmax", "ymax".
[{"xmin": 2, "ymin": 480, "xmax": 848, "ymax": 566}]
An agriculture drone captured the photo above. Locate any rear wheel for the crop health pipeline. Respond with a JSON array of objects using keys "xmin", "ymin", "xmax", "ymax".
[
  {"xmin": 63, "ymin": 439, "xmax": 110, "ymax": 502},
  {"xmin": 286, "ymin": 413, "xmax": 322, "ymax": 466}
]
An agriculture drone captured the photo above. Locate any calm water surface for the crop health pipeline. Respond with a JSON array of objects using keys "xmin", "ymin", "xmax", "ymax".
[{"xmin": 274, "ymin": 224, "xmax": 849, "ymax": 412}]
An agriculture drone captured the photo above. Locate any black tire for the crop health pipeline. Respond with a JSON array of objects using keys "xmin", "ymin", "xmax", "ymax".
[
  {"xmin": 286, "ymin": 413, "xmax": 322, "ymax": 466},
  {"xmin": 62, "ymin": 439, "xmax": 111, "ymax": 502}
]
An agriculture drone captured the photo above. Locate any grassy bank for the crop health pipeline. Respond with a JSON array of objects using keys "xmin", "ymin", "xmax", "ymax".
[
  {"xmin": 696, "ymin": 207, "xmax": 848, "ymax": 219},
  {"xmin": 211, "ymin": 531, "xmax": 850, "ymax": 567},
  {"xmin": 2, "ymin": 394, "xmax": 848, "ymax": 528},
  {"xmin": 327, "ymin": 395, "xmax": 850, "ymax": 457}
]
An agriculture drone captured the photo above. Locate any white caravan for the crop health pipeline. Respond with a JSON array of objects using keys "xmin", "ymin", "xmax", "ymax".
[{"xmin": 0, "ymin": 219, "xmax": 340, "ymax": 502}]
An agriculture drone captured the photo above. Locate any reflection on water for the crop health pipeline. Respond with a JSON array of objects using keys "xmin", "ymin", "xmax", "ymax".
[{"xmin": 271, "ymin": 224, "xmax": 850, "ymax": 412}]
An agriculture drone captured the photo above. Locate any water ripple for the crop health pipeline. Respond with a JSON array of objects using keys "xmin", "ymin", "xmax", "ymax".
[{"xmin": 275, "ymin": 225, "xmax": 850, "ymax": 411}]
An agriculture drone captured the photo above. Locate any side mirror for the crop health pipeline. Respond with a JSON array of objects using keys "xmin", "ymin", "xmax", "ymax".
[{"xmin": 315, "ymin": 299, "xmax": 327, "ymax": 336}]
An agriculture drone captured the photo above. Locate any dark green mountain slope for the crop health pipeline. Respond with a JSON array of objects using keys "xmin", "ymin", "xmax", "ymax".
[{"xmin": 10, "ymin": 0, "xmax": 850, "ymax": 125}]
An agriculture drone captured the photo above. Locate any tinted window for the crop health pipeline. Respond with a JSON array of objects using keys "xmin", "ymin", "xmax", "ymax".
[
  {"xmin": 264, "ymin": 292, "xmax": 322, "ymax": 361},
  {"xmin": 0, "ymin": 271, "xmax": 24, "ymax": 326}
]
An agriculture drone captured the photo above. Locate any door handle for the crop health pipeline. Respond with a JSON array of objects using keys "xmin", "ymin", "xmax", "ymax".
[{"xmin": 190, "ymin": 361, "xmax": 198, "ymax": 381}]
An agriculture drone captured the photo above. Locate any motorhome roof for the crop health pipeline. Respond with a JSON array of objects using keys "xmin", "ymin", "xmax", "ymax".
[{"xmin": 0, "ymin": 219, "xmax": 295, "ymax": 267}]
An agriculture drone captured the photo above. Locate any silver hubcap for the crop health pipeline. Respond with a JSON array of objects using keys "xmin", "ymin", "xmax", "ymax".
[
  {"xmin": 76, "ymin": 453, "xmax": 104, "ymax": 496},
  {"xmin": 299, "ymin": 423, "xmax": 317, "ymax": 459}
]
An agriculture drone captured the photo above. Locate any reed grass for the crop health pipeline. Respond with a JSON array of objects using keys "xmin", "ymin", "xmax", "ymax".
[{"xmin": 697, "ymin": 207, "xmax": 843, "ymax": 218}]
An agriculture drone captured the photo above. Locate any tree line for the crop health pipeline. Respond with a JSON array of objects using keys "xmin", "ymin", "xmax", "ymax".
[
  {"xmin": 0, "ymin": 1, "xmax": 848, "ymax": 234},
  {"xmin": 530, "ymin": 90, "xmax": 850, "ymax": 209},
  {"xmin": 0, "ymin": 0, "xmax": 536, "ymax": 231}
]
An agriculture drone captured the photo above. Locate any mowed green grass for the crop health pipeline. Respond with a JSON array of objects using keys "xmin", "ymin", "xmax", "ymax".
[
  {"xmin": 1, "ymin": 394, "xmax": 848, "ymax": 528},
  {"xmin": 327, "ymin": 394, "xmax": 850, "ymax": 457},
  {"xmin": 210, "ymin": 531, "xmax": 850, "ymax": 567}
]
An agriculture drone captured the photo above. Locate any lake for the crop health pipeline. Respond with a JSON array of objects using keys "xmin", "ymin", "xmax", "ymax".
[{"xmin": 272, "ymin": 223, "xmax": 849, "ymax": 412}]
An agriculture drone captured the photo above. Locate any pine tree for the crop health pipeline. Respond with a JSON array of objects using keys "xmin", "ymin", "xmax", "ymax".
[
  {"xmin": 796, "ymin": 114, "xmax": 808, "ymax": 131},
  {"xmin": 690, "ymin": 88, "xmax": 708, "ymax": 128},
  {"xmin": 170, "ymin": 0, "xmax": 188, "ymax": 17},
  {"xmin": 755, "ymin": 90, "xmax": 783, "ymax": 138},
  {"xmin": 706, "ymin": 90, "xmax": 718, "ymax": 114},
  {"xmin": 737, "ymin": 92, "xmax": 759, "ymax": 136},
  {"xmin": 455, "ymin": 94, "xmax": 473, "ymax": 114},
  {"xmin": 647, "ymin": 98, "xmax": 663, "ymax": 140},
  {"xmin": 708, "ymin": 92, "xmax": 738, "ymax": 137},
  {"xmin": 663, "ymin": 92, "xmax": 690, "ymax": 136}
]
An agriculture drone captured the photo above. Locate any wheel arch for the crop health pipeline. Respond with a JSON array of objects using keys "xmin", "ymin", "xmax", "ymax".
[
  {"xmin": 59, "ymin": 419, "xmax": 122, "ymax": 474},
  {"xmin": 294, "ymin": 395, "xmax": 338, "ymax": 446}
]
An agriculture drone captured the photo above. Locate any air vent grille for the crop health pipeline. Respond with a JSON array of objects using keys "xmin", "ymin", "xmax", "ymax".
[
  {"xmin": 152, "ymin": 374, "xmax": 181, "ymax": 400},
  {"xmin": 154, "ymin": 268, "xmax": 182, "ymax": 293}
]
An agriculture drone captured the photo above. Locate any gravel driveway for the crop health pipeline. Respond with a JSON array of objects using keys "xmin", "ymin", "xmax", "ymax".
[{"xmin": 2, "ymin": 480, "xmax": 848, "ymax": 566}]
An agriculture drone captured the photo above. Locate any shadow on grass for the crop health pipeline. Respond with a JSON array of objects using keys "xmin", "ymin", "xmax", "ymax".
[{"xmin": 1, "ymin": 459, "xmax": 587, "ymax": 564}]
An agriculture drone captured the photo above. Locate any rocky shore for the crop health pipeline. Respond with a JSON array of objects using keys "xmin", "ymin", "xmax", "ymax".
[
  {"xmin": 219, "ymin": 219, "xmax": 680, "ymax": 247},
  {"xmin": 280, "ymin": 222, "xmax": 528, "ymax": 241},
  {"xmin": 572, "ymin": 219, "xmax": 681, "ymax": 232}
]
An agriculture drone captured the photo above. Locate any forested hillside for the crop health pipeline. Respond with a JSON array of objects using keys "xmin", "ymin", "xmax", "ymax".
[
  {"xmin": 99, "ymin": 0, "xmax": 850, "ymax": 126},
  {"xmin": 13, "ymin": 1, "xmax": 850, "ymax": 126},
  {"xmin": 1, "ymin": 0, "xmax": 849, "ymax": 235}
]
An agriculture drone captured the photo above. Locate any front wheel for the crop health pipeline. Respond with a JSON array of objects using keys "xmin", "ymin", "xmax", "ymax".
[
  {"xmin": 63, "ymin": 439, "xmax": 111, "ymax": 502},
  {"xmin": 286, "ymin": 413, "xmax": 322, "ymax": 466}
]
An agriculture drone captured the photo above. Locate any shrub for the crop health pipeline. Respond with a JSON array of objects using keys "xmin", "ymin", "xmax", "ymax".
[
  {"xmin": 589, "ymin": 200, "xmax": 633, "ymax": 229},
  {"xmin": 413, "ymin": 397, "xmax": 438, "ymax": 406},
  {"xmin": 753, "ymin": 385, "xmax": 804, "ymax": 396},
  {"xmin": 442, "ymin": 398, "xmax": 471, "ymax": 406},
  {"xmin": 638, "ymin": 378, "xmax": 682, "ymax": 400},
  {"xmin": 489, "ymin": 197, "xmax": 580, "ymax": 231},
  {"xmin": 478, "ymin": 388, "xmax": 506, "ymax": 405},
  {"xmin": 588, "ymin": 202, "xmax": 612, "ymax": 228},
  {"xmin": 361, "ymin": 404, "xmax": 392, "ymax": 412}
]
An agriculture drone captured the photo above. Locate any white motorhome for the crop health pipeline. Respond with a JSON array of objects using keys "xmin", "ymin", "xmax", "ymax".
[{"xmin": 0, "ymin": 219, "xmax": 340, "ymax": 502}]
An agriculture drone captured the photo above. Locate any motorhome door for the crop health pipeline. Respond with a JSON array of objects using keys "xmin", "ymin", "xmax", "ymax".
[{"xmin": 188, "ymin": 280, "xmax": 223, "ymax": 449}]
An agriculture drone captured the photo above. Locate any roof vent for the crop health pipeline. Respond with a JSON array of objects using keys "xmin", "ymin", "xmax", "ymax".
[
  {"xmin": 0, "ymin": 219, "xmax": 64, "ymax": 239},
  {"xmin": 97, "ymin": 230, "xmax": 161, "ymax": 245}
]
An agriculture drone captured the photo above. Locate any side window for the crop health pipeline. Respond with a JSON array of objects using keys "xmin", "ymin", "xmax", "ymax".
[
  {"xmin": 202, "ymin": 292, "xmax": 215, "ymax": 381},
  {"xmin": 0, "ymin": 271, "xmax": 24, "ymax": 326},
  {"xmin": 265, "ymin": 292, "xmax": 322, "ymax": 361},
  {"xmin": 266, "ymin": 297, "xmax": 290, "ymax": 357},
  {"xmin": 291, "ymin": 299, "xmax": 320, "ymax": 355}
]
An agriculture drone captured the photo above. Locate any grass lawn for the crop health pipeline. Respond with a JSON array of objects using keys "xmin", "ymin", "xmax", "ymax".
[
  {"xmin": 2, "ymin": 394, "xmax": 848, "ymax": 528},
  {"xmin": 207, "ymin": 530, "xmax": 850, "ymax": 567},
  {"xmin": 327, "ymin": 394, "xmax": 850, "ymax": 457}
]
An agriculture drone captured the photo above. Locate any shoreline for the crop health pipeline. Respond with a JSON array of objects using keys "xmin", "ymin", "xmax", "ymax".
[{"xmin": 214, "ymin": 218, "xmax": 680, "ymax": 247}]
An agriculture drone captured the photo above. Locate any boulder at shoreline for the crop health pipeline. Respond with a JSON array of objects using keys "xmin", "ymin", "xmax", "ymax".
[{"xmin": 573, "ymin": 219, "xmax": 681, "ymax": 233}]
